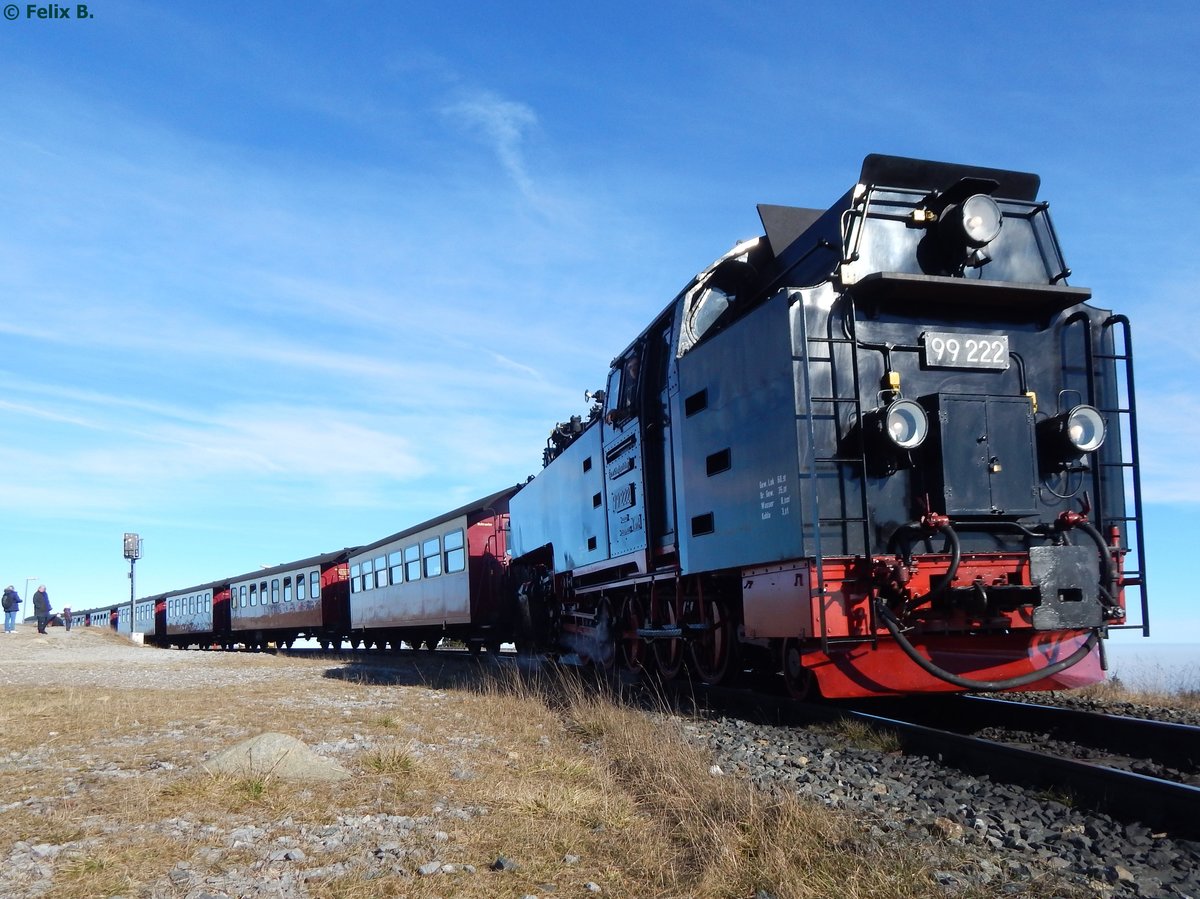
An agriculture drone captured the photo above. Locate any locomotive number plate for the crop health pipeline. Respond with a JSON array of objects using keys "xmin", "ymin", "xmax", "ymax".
[{"xmin": 921, "ymin": 331, "xmax": 1009, "ymax": 370}]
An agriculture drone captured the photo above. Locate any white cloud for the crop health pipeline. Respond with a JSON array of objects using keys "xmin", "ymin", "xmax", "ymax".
[{"xmin": 443, "ymin": 90, "xmax": 541, "ymax": 202}]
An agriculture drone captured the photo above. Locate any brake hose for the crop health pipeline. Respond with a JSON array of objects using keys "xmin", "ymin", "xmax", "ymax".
[{"xmin": 874, "ymin": 600, "xmax": 1100, "ymax": 692}]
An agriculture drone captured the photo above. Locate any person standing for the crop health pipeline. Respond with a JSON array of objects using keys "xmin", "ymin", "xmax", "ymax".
[
  {"xmin": 2, "ymin": 586, "xmax": 19, "ymax": 634},
  {"xmin": 32, "ymin": 586, "xmax": 51, "ymax": 634},
  {"xmin": 63, "ymin": 606, "xmax": 73, "ymax": 632}
]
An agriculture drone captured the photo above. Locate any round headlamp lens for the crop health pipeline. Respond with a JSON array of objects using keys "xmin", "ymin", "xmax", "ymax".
[
  {"xmin": 1066, "ymin": 405, "xmax": 1105, "ymax": 453},
  {"xmin": 959, "ymin": 194, "xmax": 1003, "ymax": 247},
  {"xmin": 885, "ymin": 399, "xmax": 928, "ymax": 450}
]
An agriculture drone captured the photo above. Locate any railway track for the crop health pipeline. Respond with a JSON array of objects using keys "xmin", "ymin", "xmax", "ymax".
[
  {"xmin": 678, "ymin": 683, "xmax": 1200, "ymax": 841},
  {"xmin": 902, "ymin": 694, "xmax": 1200, "ymax": 777}
]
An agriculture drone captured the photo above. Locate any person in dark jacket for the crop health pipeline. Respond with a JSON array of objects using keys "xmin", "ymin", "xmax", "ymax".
[
  {"xmin": 32, "ymin": 586, "xmax": 51, "ymax": 634},
  {"xmin": 2, "ymin": 586, "xmax": 19, "ymax": 634}
]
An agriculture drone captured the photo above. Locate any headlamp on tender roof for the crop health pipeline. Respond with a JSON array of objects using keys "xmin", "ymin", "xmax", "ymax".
[{"xmin": 958, "ymin": 194, "xmax": 1004, "ymax": 247}]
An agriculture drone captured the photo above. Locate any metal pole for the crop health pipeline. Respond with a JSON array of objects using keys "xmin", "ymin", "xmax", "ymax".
[{"xmin": 123, "ymin": 532, "xmax": 141, "ymax": 639}]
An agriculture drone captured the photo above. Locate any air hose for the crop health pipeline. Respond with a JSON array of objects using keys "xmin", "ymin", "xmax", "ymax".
[
  {"xmin": 887, "ymin": 518, "xmax": 962, "ymax": 609},
  {"xmin": 873, "ymin": 600, "xmax": 1100, "ymax": 692}
]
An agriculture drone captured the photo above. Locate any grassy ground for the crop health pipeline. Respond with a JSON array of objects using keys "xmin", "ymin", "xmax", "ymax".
[
  {"xmin": 0, "ymin": 637, "xmax": 1056, "ymax": 899},
  {"xmin": 1076, "ymin": 672, "xmax": 1200, "ymax": 710}
]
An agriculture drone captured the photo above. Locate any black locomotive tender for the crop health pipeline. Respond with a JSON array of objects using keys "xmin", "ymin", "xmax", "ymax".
[{"xmin": 93, "ymin": 155, "xmax": 1147, "ymax": 699}]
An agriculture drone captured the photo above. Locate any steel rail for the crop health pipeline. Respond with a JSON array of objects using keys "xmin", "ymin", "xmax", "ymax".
[
  {"xmin": 673, "ymin": 682, "xmax": 1200, "ymax": 841},
  {"xmin": 958, "ymin": 695, "xmax": 1200, "ymax": 771},
  {"xmin": 840, "ymin": 708, "xmax": 1200, "ymax": 841}
]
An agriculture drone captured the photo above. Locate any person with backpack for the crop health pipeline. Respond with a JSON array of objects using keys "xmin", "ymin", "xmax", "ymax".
[
  {"xmin": 32, "ymin": 586, "xmax": 51, "ymax": 634},
  {"xmin": 2, "ymin": 586, "xmax": 20, "ymax": 634}
]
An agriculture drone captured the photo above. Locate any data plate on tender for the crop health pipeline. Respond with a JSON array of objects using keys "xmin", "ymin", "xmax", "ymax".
[{"xmin": 921, "ymin": 331, "xmax": 1009, "ymax": 370}]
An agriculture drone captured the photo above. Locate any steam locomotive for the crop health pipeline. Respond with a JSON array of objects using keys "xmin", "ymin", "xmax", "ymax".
[
  {"xmin": 508, "ymin": 153, "xmax": 1147, "ymax": 698},
  {"xmin": 95, "ymin": 154, "xmax": 1148, "ymax": 700}
]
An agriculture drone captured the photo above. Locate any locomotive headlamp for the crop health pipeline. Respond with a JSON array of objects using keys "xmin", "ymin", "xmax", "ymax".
[
  {"xmin": 958, "ymin": 194, "xmax": 1003, "ymax": 247},
  {"xmin": 1037, "ymin": 404, "xmax": 1106, "ymax": 470},
  {"xmin": 883, "ymin": 399, "xmax": 929, "ymax": 450},
  {"xmin": 1063, "ymin": 405, "xmax": 1106, "ymax": 453},
  {"xmin": 857, "ymin": 398, "xmax": 929, "ymax": 474}
]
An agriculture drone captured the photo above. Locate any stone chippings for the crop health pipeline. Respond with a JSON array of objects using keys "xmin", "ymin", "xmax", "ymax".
[
  {"xmin": 2, "ymin": 631, "xmax": 1199, "ymax": 898},
  {"xmin": 686, "ymin": 714, "xmax": 1200, "ymax": 899}
]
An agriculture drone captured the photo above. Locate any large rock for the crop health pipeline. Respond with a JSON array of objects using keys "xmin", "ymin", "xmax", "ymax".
[{"xmin": 202, "ymin": 732, "xmax": 351, "ymax": 782}]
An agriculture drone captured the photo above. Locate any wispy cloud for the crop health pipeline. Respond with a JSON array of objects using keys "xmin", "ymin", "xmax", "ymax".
[{"xmin": 443, "ymin": 90, "xmax": 541, "ymax": 203}]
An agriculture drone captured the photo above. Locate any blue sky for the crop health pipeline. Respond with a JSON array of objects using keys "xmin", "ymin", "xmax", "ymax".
[{"xmin": 1, "ymin": 1, "xmax": 1196, "ymax": 645}]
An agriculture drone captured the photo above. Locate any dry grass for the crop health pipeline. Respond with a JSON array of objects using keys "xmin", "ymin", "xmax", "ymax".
[
  {"xmin": 1073, "ymin": 662, "xmax": 1200, "ymax": 711},
  {"xmin": 0, "ymin": 652, "xmax": 1033, "ymax": 899}
]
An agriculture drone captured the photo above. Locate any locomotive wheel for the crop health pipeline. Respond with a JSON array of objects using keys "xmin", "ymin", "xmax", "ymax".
[
  {"xmin": 689, "ymin": 597, "xmax": 735, "ymax": 685},
  {"xmin": 651, "ymin": 597, "xmax": 683, "ymax": 680},
  {"xmin": 592, "ymin": 599, "xmax": 617, "ymax": 670},
  {"xmin": 780, "ymin": 638, "xmax": 818, "ymax": 700},
  {"xmin": 616, "ymin": 596, "xmax": 646, "ymax": 672},
  {"xmin": 485, "ymin": 639, "xmax": 503, "ymax": 657}
]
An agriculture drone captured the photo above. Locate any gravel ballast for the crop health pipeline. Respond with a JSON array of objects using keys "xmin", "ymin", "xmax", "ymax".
[{"xmin": 2, "ymin": 626, "xmax": 1197, "ymax": 898}]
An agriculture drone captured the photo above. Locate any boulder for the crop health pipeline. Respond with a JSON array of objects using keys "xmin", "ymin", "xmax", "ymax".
[{"xmin": 202, "ymin": 732, "xmax": 351, "ymax": 782}]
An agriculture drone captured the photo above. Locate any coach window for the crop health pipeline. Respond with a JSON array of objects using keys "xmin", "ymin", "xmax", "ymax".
[
  {"xmin": 405, "ymin": 545, "xmax": 421, "ymax": 581},
  {"xmin": 389, "ymin": 551, "xmax": 403, "ymax": 585},
  {"xmin": 271, "ymin": 579, "xmax": 280, "ymax": 603},
  {"xmin": 350, "ymin": 563, "xmax": 361, "ymax": 593},
  {"xmin": 250, "ymin": 584, "xmax": 258, "ymax": 606},
  {"xmin": 284, "ymin": 577, "xmax": 292, "ymax": 602},
  {"xmin": 260, "ymin": 581, "xmax": 268, "ymax": 604},
  {"xmin": 444, "ymin": 529, "xmax": 465, "ymax": 573},
  {"xmin": 361, "ymin": 559, "xmax": 374, "ymax": 591},
  {"xmin": 206, "ymin": 592, "xmax": 212, "ymax": 612},
  {"xmin": 423, "ymin": 537, "xmax": 442, "ymax": 578},
  {"xmin": 297, "ymin": 574, "xmax": 306, "ymax": 601},
  {"xmin": 240, "ymin": 585, "xmax": 247, "ymax": 608},
  {"xmin": 310, "ymin": 570, "xmax": 320, "ymax": 599},
  {"xmin": 374, "ymin": 556, "xmax": 387, "ymax": 588}
]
